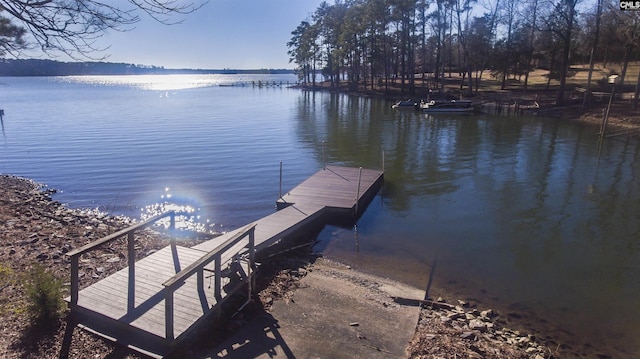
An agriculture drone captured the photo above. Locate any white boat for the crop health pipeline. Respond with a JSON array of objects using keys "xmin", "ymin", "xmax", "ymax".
[
  {"xmin": 392, "ymin": 100, "xmax": 418, "ymax": 109},
  {"xmin": 420, "ymin": 99, "xmax": 475, "ymax": 113}
]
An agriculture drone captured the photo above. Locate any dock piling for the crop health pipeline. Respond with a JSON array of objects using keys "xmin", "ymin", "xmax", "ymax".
[
  {"xmin": 355, "ymin": 167, "xmax": 362, "ymax": 216},
  {"xmin": 279, "ymin": 161, "xmax": 283, "ymax": 199},
  {"xmin": 322, "ymin": 141, "xmax": 327, "ymax": 169}
]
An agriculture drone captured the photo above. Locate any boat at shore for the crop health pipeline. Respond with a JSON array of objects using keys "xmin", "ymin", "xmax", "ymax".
[
  {"xmin": 392, "ymin": 99, "xmax": 418, "ymax": 109},
  {"xmin": 419, "ymin": 99, "xmax": 475, "ymax": 113}
]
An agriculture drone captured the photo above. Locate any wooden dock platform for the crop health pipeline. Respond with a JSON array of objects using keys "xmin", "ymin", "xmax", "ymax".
[{"xmin": 66, "ymin": 165, "xmax": 383, "ymax": 358}]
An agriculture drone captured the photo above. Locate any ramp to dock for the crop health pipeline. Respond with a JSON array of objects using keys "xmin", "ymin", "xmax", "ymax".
[{"xmin": 67, "ymin": 165, "xmax": 383, "ymax": 358}]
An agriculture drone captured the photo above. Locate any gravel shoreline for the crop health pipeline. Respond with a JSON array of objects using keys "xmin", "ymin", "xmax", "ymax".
[
  {"xmin": 0, "ymin": 175, "xmax": 145, "ymax": 358},
  {"xmin": 1, "ymin": 174, "xmax": 553, "ymax": 358}
]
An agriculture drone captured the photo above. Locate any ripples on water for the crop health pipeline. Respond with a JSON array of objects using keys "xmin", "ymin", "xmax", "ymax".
[
  {"xmin": 1, "ymin": 76, "xmax": 640, "ymax": 358},
  {"xmin": 1, "ymin": 75, "xmax": 314, "ymax": 233}
]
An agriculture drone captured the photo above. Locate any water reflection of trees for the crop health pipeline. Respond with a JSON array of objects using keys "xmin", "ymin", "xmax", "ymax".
[
  {"xmin": 294, "ymin": 92, "xmax": 471, "ymax": 212},
  {"xmin": 294, "ymin": 92, "xmax": 640, "ymax": 253},
  {"xmin": 292, "ymin": 90, "xmax": 640, "ymax": 354},
  {"xmin": 294, "ymin": 92, "xmax": 640, "ymax": 266}
]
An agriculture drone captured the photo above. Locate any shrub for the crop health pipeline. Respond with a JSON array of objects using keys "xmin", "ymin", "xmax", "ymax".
[
  {"xmin": 24, "ymin": 264, "xmax": 64, "ymax": 326},
  {"xmin": 0, "ymin": 264, "xmax": 17, "ymax": 315}
]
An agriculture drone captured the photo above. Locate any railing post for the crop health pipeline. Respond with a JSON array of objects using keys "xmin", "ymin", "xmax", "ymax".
[
  {"xmin": 165, "ymin": 288, "xmax": 174, "ymax": 340},
  {"xmin": 355, "ymin": 167, "xmax": 362, "ymax": 216},
  {"xmin": 214, "ymin": 254, "xmax": 222, "ymax": 301},
  {"xmin": 382, "ymin": 148, "xmax": 385, "ymax": 172},
  {"xmin": 70, "ymin": 256, "xmax": 79, "ymax": 310},
  {"xmin": 249, "ymin": 227, "xmax": 256, "ymax": 291},
  {"xmin": 169, "ymin": 211, "xmax": 176, "ymax": 248},
  {"xmin": 127, "ymin": 231, "xmax": 135, "ymax": 310},
  {"xmin": 66, "ymin": 210, "xmax": 176, "ymax": 314},
  {"xmin": 197, "ymin": 269, "xmax": 204, "ymax": 292}
]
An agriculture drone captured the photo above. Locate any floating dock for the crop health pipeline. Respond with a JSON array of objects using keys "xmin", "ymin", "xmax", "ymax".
[{"xmin": 66, "ymin": 165, "xmax": 383, "ymax": 358}]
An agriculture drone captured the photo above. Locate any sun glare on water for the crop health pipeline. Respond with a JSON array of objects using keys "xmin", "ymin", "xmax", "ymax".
[
  {"xmin": 140, "ymin": 187, "xmax": 219, "ymax": 235},
  {"xmin": 64, "ymin": 74, "xmax": 228, "ymax": 91}
]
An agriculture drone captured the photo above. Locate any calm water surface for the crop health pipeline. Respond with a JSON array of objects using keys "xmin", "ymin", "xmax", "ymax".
[{"xmin": 1, "ymin": 75, "xmax": 639, "ymax": 358}]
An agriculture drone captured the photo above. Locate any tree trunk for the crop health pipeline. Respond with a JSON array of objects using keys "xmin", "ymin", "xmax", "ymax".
[
  {"xmin": 582, "ymin": 0, "xmax": 602, "ymax": 109},
  {"xmin": 524, "ymin": 0, "xmax": 538, "ymax": 91},
  {"xmin": 555, "ymin": 2, "xmax": 576, "ymax": 106},
  {"xmin": 467, "ymin": 68, "xmax": 473, "ymax": 97},
  {"xmin": 620, "ymin": 45, "xmax": 631, "ymax": 87},
  {"xmin": 556, "ymin": 39, "xmax": 571, "ymax": 105},
  {"xmin": 634, "ymin": 61, "xmax": 640, "ymax": 110},
  {"xmin": 546, "ymin": 49, "xmax": 556, "ymax": 90}
]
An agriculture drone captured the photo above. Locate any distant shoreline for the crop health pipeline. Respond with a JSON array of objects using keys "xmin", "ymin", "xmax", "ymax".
[
  {"xmin": 0, "ymin": 58, "xmax": 295, "ymax": 77},
  {"xmin": 297, "ymin": 80, "xmax": 640, "ymax": 134}
]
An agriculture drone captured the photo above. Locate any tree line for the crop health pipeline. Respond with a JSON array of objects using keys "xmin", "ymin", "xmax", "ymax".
[
  {"xmin": 0, "ymin": 59, "xmax": 165, "ymax": 76},
  {"xmin": 287, "ymin": 0, "xmax": 640, "ymax": 107},
  {"xmin": 0, "ymin": 59, "xmax": 293, "ymax": 76}
]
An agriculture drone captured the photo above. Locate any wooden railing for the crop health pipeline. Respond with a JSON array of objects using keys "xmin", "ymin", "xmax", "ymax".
[
  {"xmin": 66, "ymin": 211, "xmax": 178, "ymax": 310},
  {"xmin": 162, "ymin": 224, "xmax": 256, "ymax": 340}
]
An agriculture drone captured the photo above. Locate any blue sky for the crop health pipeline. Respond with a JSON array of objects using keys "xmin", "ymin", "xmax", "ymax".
[{"xmin": 92, "ymin": 0, "xmax": 325, "ymax": 70}]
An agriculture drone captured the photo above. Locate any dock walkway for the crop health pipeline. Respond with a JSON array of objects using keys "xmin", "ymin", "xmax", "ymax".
[{"xmin": 67, "ymin": 165, "xmax": 383, "ymax": 358}]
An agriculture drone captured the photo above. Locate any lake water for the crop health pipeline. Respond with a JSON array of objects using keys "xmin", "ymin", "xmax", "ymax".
[{"xmin": 1, "ymin": 75, "xmax": 639, "ymax": 358}]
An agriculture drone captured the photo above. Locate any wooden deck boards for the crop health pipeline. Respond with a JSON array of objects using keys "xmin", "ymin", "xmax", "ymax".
[
  {"xmin": 277, "ymin": 165, "xmax": 383, "ymax": 211},
  {"xmin": 70, "ymin": 166, "xmax": 383, "ymax": 358},
  {"xmin": 74, "ymin": 246, "xmax": 217, "ymax": 339},
  {"xmin": 193, "ymin": 202, "xmax": 325, "ymax": 253}
]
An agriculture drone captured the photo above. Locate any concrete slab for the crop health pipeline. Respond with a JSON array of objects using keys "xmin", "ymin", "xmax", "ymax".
[{"xmin": 209, "ymin": 259, "xmax": 424, "ymax": 358}]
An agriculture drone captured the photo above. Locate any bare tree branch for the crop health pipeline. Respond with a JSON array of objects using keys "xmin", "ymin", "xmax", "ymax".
[{"xmin": 0, "ymin": 0, "xmax": 207, "ymax": 59}]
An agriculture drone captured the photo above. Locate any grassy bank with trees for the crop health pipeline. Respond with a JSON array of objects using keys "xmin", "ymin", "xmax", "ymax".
[{"xmin": 287, "ymin": 0, "xmax": 640, "ymax": 115}]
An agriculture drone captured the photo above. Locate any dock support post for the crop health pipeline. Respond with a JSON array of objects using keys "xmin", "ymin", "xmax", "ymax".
[
  {"xmin": 382, "ymin": 148, "xmax": 385, "ymax": 172},
  {"xmin": 355, "ymin": 167, "xmax": 362, "ymax": 216},
  {"xmin": 322, "ymin": 141, "xmax": 326, "ymax": 169},
  {"xmin": 601, "ymin": 85, "xmax": 615, "ymax": 140},
  {"xmin": 248, "ymin": 226, "xmax": 256, "ymax": 299},
  {"xmin": 279, "ymin": 161, "xmax": 283, "ymax": 199}
]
